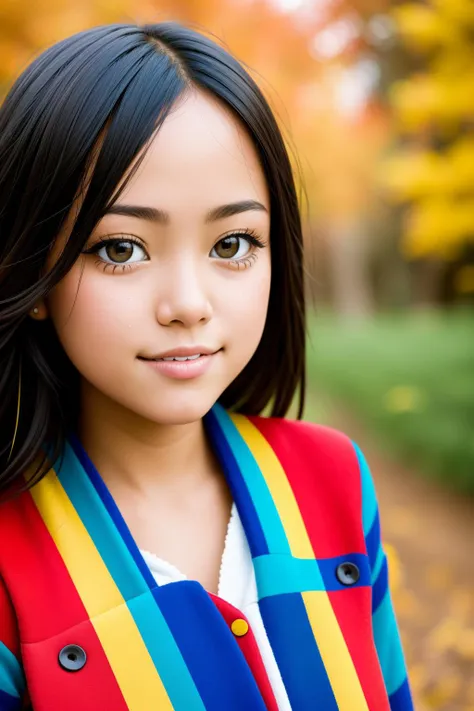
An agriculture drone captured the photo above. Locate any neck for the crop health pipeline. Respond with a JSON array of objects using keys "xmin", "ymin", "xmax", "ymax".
[{"xmin": 77, "ymin": 382, "xmax": 219, "ymax": 497}]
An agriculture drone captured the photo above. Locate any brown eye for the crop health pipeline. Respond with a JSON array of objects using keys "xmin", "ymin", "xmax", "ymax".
[
  {"xmin": 89, "ymin": 239, "xmax": 148, "ymax": 265},
  {"xmin": 214, "ymin": 236, "xmax": 239, "ymax": 258},
  {"xmin": 105, "ymin": 241, "xmax": 134, "ymax": 263},
  {"xmin": 211, "ymin": 235, "xmax": 251, "ymax": 260}
]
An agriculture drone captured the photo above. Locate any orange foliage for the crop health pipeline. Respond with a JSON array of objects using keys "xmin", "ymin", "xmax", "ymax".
[{"xmin": 0, "ymin": 0, "xmax": 391, "ymax": 224}]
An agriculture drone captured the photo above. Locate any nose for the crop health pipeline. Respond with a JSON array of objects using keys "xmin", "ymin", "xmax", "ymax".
[{"xmin": 155, "ymin": 256, "xmax": 213, "ymax": 328}]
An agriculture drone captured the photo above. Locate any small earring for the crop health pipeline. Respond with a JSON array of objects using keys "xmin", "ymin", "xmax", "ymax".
[{"xmin": 33, "ymin": 307, "xmax": 39, "ymax": 314}]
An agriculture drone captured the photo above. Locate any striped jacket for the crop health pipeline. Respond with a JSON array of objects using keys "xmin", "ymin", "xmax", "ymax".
[{"xmin": 0, "ymin": 404, "xmax": 413, "ymax": 710}]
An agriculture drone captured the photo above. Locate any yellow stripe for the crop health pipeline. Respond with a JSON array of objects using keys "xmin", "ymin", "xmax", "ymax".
[
  {"xmin": 30, "ymin": 470, "xmax": 173, "ymax": 710},
  {"xmin": 232, "ymin": 416, "xmax": 368, "ymax": 708},
  {"xmin": 302, "ymin": 591, "xmax": 369, "ymax": 710},
  {"xmin": 231, "ymin": 414, "xmax": 314, "ymax": 558}
]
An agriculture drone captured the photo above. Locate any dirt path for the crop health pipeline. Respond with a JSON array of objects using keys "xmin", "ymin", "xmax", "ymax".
[{"xmin": 318, "ymin": 406, "xmax": 474, "ymax": 711}]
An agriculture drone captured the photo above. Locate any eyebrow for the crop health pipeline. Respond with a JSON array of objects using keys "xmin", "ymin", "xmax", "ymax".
[{"xmin": 104, "ymin": 199, "xmax": 268, "ymax": 224}]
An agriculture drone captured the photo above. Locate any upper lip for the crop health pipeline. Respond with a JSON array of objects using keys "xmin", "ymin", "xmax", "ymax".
[{"xmin": 140, "ymin": 346, "xmax": 220, "ymax": 360}]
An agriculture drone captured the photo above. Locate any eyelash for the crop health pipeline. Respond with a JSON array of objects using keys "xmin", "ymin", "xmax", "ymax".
[
  {"xmin": 83, "ymin": 236, "xmax": 146, "ymax": 274},
  {"xmin": 82, "ymin": 229, "xmax": 267, "ymax": 273},
  {"xmin": 215, "ymin": 229, "xmax": 267, "ymax": 270}
]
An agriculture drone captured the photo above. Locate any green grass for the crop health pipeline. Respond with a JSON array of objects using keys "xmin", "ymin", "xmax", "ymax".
[{"xmin": 305, "ymin": 309, "xmax": 474, "ymax": 495}]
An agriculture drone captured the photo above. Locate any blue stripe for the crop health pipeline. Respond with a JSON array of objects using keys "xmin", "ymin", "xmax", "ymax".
[
  {"xmin": 68, "ymin": 434, "xmax": 158, "ymax": 590},
  {"xmin": 372, "ymin": 555, "xmax": 388, "ymax": 613},
  {"xmin": 56, "ymin": 441, "xmax": 151, "ymax": 598},
  {"xmin": 318, "ymin": 553, "xmax": 371, "ymax": 590},
  {"xmin": 389, "ymin": 677, "xmax": 413, "ymax": 711},
  {"xmin": 259, "ymin": 593, "xmax": 338, "ymax": 710},
  {"xmin": 128, "ymin": 591, "xmax": 207, "ymax": 710},
  {"xmin": 353, "ymin": 442, "xmax": 377, "ymax": 536},
  {"xmin": 205, "ymin": 407, "xmax": 269, "ymax": 557},
  {"xmin": 254, "ymin": 553, "xmax": 370, "ymax": 598},
  {"xmin": 0, "ymin": 688, "xmax": 21, "ymax": 711},
  {"xmin": 373, "ymin": 590, "xmax": 408, "ymax": 695},
  {"xmin": 62, "ymin": 439, "xmax": 207, "ymax": 709},
  {"xmin": 156, "ymin": 582, "xmax": 268, "ymax": 711},
  {"xmin": 210, "ymin": 406, "xmax": 290, "ymax": 554},
  {"xmin": 0, "ymin": 644, "xmax": 22, "ymax": 700}
]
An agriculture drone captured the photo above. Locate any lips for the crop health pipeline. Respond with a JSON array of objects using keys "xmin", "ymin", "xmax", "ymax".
[
  {"xmin": 138, "ymin": 349, "xmax": 220, "ymax": 380},
  {"xmin": 139, "ymin": 346, "xmax": 221, "ymax": 361}
]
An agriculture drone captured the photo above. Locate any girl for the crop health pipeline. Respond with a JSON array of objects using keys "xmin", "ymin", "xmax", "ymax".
[{"xmin": 0, "ymin": 21, "xmax": 413, "ymax": 711}]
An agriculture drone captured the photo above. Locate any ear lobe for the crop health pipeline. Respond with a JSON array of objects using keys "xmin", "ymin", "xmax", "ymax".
[{"xmin": 30, "ymin": 301, "xmax": 48, "ymax": 320}]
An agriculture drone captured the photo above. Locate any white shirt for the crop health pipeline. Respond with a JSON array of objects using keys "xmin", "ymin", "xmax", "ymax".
[{"xmin": 140, "ymin": 502, "xmax": 291, "ymax": 710}]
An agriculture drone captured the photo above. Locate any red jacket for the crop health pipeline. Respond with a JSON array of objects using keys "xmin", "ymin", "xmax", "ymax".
[{"xmin": 0, "ymin": 405, "xmax": 413, "ymax": 710}]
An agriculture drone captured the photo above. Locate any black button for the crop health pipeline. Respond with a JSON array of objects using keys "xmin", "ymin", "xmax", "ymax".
[
  {"xmin": 336, "ymin": 562, "xmax": 360, "ymax": 586},
  {"xmin": 58, "ymin": 644, "xmax": 87, "ymax": 672}
]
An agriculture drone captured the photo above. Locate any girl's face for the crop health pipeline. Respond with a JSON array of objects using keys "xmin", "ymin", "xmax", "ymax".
[{"xmin": 45, "ymin": 90, "xmax": 271, "ymax": 425}]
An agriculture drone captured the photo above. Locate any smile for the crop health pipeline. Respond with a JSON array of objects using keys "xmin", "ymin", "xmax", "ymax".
[
  {"xmin": 138, "ymin": 350, "xmax": 221, "ymax": 380},
  {"xmin": 159, "ymin": 354, "xmax": 201, "ymax": 361}
]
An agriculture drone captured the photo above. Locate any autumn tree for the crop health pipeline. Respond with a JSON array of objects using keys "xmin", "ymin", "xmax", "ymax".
[
  {"xmin": 0, "ymin": 0, "xmax": 395, "ymax": 314},
  {"xmin": 383, "ymin": 0, "xmax": 474, "ymax": 301}
]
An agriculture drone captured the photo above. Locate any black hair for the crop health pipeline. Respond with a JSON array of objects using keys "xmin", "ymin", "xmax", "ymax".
[{"xmin": 0, "ymin": 21, "xmax": 306, "ymax": 494}]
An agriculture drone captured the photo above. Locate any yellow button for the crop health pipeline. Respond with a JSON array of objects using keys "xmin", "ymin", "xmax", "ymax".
[{"xmin": 231, "ymin": 619, "xmax": 249, "ymax": 637}]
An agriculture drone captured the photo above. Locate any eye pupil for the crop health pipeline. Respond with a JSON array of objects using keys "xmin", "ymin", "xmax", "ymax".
[
  {"xmin": 215, "ymin": 236, "xmax": 239, "ymax": 259},
  {"xmin": 106, "ymin": 241, "xmax": 133, "ymax": 263}
]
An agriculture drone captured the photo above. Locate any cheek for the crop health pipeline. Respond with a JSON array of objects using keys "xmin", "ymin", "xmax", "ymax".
[
  {"xmin": 46, "ymin": 266, "xmax": 137, "ymax": 373},
  {"xmin": 223, "ymin": 258, "xmax": 271, "ymax": 354}
]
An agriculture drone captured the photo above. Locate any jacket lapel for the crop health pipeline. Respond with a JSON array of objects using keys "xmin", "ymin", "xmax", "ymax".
[
  {"xmin": 30, "ymin": 436, "xmax": 268, "ymax": 711},
  {"xmin": 205, "ymin": 405, "xmax": 373, "ymax": 711}
]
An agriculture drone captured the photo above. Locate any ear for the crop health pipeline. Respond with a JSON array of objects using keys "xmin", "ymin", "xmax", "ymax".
[{"xmin": 29, "ymin": 300, "xmax": 49, "ymax": 320}]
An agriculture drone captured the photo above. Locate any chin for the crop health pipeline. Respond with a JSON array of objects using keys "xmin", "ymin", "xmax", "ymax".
[{"xmin": 141, "ymin": 393, "xmax": 220, "ymax": 427}]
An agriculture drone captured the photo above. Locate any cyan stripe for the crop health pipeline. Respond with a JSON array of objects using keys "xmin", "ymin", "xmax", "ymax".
[
  {"xmin": 365, "ymin": 509, "xmax": 381, "ymax": 569},
  {"xmin": 372, "ymin": 590, "xmax": 408, "ymax": 696},
  {"xmin": 55, "ymin": 442, "xmax": 149, "ymax": 600},
  {"xmin": 129, "ymin": 592, "xmax": 206, "ymax": 711},
  {"xmin": 213, "ymin": 405, "xmax": 291, "ymax": 555},
  {"xmin": 254, "ymin": 553, "xmax": 370, "ymax": 598},
  {"xmin": 205, "ymin": 409, "xmax": 268, "ymax": 557},
  {"xmin": 68, "ymin": 435, "xmax": 157, "ymax": 590},
  {"xmin": 57, "ymin": 442, "xmax": 204, "ymax": 708},
  {"xmin": 371, "ymin": 544, "xmax": 385, "ymax": 585},
  {"xmin": 254, "ymin": 555, "xmax": 324, "ymax": 597},
  {"xmin": 0, "ymin": 643, "xmax": 22, "ymax": 699},
  {"xmin": 352, "ymin": 442, "xmax": 377, "ymax": 536}
]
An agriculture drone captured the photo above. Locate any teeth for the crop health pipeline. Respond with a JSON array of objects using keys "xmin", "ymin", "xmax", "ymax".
[{"xmin": 161, "ymin": 354, "xmax": 201, "ymax": 361}]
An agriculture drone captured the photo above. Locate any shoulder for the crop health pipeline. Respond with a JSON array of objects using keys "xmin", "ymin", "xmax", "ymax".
[
  {"xmin": 215, "ymin": 407, "xmax": 379, "ymax": 539},
  {"xmin": 248, "ymin": 414, "xmax": 362, "ymax": 480},
  {"xmin": 238, "ymin": 413, "xmax": 377, "ymax": 556},
  {"xmin": 248, "ymin": 414, "xmax": 378, "ymax": 534}
]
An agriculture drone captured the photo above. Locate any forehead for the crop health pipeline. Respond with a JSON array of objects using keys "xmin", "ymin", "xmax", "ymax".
[{"xmin": 117, "ymin": 89, "xmax": 270, "ymax": 211}]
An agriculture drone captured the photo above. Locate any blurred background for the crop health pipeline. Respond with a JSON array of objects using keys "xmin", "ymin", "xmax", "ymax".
[{"xmin": 1, "ymin": 0, "xmax": 473, "ymax": 707}]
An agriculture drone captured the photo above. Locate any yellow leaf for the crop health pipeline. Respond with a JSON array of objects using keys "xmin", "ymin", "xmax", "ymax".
[
  {"xmin": 384, "ymin": 386, "xmax": 426, "ymax": 413},
  {"xmin": 392, "ymin": 4, "xmax": 447, "ymax": 52}
]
